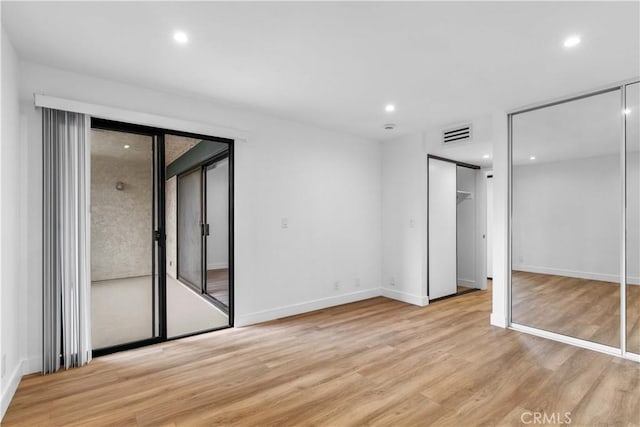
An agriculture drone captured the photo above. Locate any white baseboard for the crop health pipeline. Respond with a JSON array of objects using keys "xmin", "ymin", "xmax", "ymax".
[
  {"xmin": 207, "ymin": 262, "xmax": 228, "ymax": 270},
  {"xmin": 1, "ymin": 360, "xmax": 23, "ymax": 421},
  {"xmin": 22, "ymin": 356, "xmax": 41, "ymax": 375},
  {"xmin": 490, "ymin": 312, "xmax": 507, "ymax": 328},
  {"xmin": 381, "ymin": 287, "xmax": 429, "ymax": 306},
  {"xmin": 458, "ymin": 278, "xmax": 478, "ymax": 288},
  {"xmin": 235, "ymin": 288, "xmax": 381, "ymax": 327},
  {"xmin": 513, "ymin": 264, "xmax": 640, "ymax": 285}
]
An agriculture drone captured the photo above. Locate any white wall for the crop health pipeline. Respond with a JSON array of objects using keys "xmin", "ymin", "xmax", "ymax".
[
  {"xmin": 381, "ymin": 133, "xmax": 428, "ymax": 305},
  {"xmin": 0, "ymin": 28, "xmax": 29, "ymax": 419},
  {"xmin": 381, "ymin": 129, "xmax": 492, "ymax": 305},
  {"xmin": 16, "ymin": 60, "xmax": 383, "ymax": 374},
  {"xmin": 206, "ymin": 160, "xmax": 229, "ymax": 270},
  {"xmin": 491, "ymin": 111, "xmax": 509, "ymax": 328},
  {"xmin": 512, "ymin": 153, "xmax": 639, "ymax": 284}
]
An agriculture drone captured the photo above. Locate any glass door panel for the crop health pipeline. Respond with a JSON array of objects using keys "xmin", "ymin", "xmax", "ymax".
[
  {"xmin": 204, "ymin": 156, "xmax": 230, "ymax": 311},
  {"xmin": 511, "ymin": 89, "xmax": 622, "ymax": 348},
  {"xmin": 177, "ymin": 167, "xmax": 204, "ymax": 291},
  {"xmin": 626, "ymin": 82, "xmax": 640, "ymax": 354},
  {"xmin": 90, "ymin": 128, "xmax": 160, "ymax": 351}
]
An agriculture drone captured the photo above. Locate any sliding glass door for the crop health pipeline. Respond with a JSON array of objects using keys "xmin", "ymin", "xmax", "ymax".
[
  {"xmin": 176, "ymin": 154, "xmax": 231, "ymax": 312},
  {"xmin": 89, "ymin": 126, "xmax": 163, "ymax": 354},
  {"xmin": 204, "ymin": 156, "xmax": 230, "ymax": 311},
  {"xmin": 89, "ymin": 120, "xmax": 234, "ymax": 355},
  {"xmin": 177, "ymin": 167, "xmax": 204, "ymax": 291},
  {"xmin": 509, "ymin": 80, "xmax": 640, "ymax": 359},
  {"xmin": 168, "ymin": 136, "xmax": 231, "ymax": 338},
  {"xmin": 626, "ymin": 82, "xmax": 640, "ymax": 355}
]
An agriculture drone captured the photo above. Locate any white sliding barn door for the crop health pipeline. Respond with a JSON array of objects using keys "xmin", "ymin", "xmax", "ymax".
[{"xmin": 428, "ymin": 158, "xmax": 457, "ymax": 300}]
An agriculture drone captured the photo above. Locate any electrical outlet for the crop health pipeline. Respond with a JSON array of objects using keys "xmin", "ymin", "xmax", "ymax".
[
  {"xmin": 355, "ymin": 278, "xmax": 361, "ymax": 288},
  {"xmin": 333, "ymin": 281, "xmax": 340, "ymax": 291},
  {"xmin": 1, "ymin": 354, "xmax": 6, "ymax": 379},
  {"xmin": 281, "ymin": 218, "xmax": 289, "ymax": 229},
  {"xmin": 409, "ymin": 218, "xmax": 415, "ymax": 228},
  {"xmin": 390, "ymin": 277, "xmax": 396, "ymax": 287}
]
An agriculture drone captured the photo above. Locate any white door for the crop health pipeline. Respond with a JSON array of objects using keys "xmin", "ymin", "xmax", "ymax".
[
  {"xmin": 486, "ymin": 175, "xmax": 494, "ymax": 278},
  {"xmin": 428, "ymin": 158, "xmax": 457, "ymax": 299}
]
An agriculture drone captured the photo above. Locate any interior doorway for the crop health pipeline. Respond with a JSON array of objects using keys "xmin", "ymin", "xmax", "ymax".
[{"xmin": 90, "ymin": 119, "xmax": 234, "ymax": 355}]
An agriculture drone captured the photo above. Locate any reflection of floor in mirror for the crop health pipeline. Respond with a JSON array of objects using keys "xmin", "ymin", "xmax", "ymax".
[
  {"xmin": 512, "ymin": 271, "xmax": 640, "ymax": 351},
  {"xmin": 92, "ymin": 275, "xmax": 228, "ymax": 349}
]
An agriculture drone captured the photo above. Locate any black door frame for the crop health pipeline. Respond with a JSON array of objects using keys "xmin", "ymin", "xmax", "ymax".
[{"xmin": 90, "ymin": 118, "xmax": 234, "ymax": 356}]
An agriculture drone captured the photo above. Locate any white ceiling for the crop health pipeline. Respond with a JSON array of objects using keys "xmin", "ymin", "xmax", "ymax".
[{"xmin": 3, "ymin": 1, "xmax": 639, "ymax": 147}]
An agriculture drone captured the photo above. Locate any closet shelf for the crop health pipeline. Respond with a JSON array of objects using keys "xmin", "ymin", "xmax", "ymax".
[{"xmin": 456, "ymin": 190, "xmax": 473, "ymax": 200}]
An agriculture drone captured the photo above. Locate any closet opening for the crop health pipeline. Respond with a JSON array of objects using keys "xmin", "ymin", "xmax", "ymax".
[{"xmin": 428, "ymin": 155, "xmax": 489, "ymax": 302}]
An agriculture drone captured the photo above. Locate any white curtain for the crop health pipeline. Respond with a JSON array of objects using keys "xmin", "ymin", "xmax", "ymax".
[{"xmin": 42, "ymin": 108, "xmax": 92, "ymax": 374}]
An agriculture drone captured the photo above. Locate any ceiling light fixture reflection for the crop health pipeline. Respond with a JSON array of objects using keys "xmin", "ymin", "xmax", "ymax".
[
  {"xmin": 530, "ymin": 156, "xmax": 536, "ymax": 160},
  {"xmin": 385, "ymin": 104, "xmax": 395, "ymax": 112},
  {"xmin": 173, "ymin": 31, "xmax": 189, "ymax": 44},
  {"xmin": 124, "ymin": 145, "xmax": 130, "ymax": 149},
  {"xmin": 483, "ymin": 154, "xmax": 490, "ymax": 159},
  {"xmin": 563, "ymin": 35, "xmax": 581, "ymax": 48}
]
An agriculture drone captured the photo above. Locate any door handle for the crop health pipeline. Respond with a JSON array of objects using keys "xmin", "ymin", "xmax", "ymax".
[{"xmin": 202, "ymin": 224, "xmax": 210, "ymax": 236}]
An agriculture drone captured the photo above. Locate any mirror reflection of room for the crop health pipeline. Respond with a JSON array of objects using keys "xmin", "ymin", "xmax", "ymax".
[
  {"xmin": 626, "ymin": 82, "xmax": 640, "ymax": 354},
  {"xmin": 511, "ymin": 89, "xmax": 624, "ymax": 348}
]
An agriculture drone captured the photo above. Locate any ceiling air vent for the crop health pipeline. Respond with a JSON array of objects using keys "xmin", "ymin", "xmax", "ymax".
[{"xmin": 442, "ymin": 124, "xmax": 472, "ymax": 145}]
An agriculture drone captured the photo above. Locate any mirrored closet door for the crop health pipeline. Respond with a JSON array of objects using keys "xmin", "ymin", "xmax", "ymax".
[
  {"xmin": 510, "ymin": 80, "xmax": 640, "ymax": 358},
  {"xmin": 510, "ymin": 88, "xmax": 623, "ymax": 349},
  {"xmin": 626, "ymin": 82, "xmax": 640, "ymax": 355}
]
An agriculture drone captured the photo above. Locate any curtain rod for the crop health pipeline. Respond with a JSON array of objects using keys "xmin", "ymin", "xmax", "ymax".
[{"xmin": 33, "ymin": 93, "xmax": 249, "ymax": 143}]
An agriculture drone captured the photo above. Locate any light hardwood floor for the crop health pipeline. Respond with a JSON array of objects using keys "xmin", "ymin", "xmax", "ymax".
[{"xmin": 4, "ymin": 283, "xmax": 639, "ymax": 426}]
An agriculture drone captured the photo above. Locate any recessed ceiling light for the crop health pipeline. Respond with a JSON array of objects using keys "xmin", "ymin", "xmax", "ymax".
[
  {"xmin": 124, "ymin": 144, "xmax": 130, "ymax": 149},
  {"xmin": 530, "ymin": 156, "xmax": 536, "ymax": 160},
  {"xmin": 173, "ymin": 31, "xmax": 189, "ymax": 44},
  {"xmin": 483, "ymin": 154, "xmax": 490, "ymax": 159},
  {"xmin": 563, "ymin": 35, "xmax": 581, "ymax": 48},
  {"xmin": 385, "ymin": 104, "xmax": 395, "ymax": 113},
  {"xmin": 623, "ymin": 108, "xmax": 631, "ymax": 115}
]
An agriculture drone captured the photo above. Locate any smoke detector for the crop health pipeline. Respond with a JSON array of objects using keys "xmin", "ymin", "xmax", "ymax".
[{"xmin": 383, "ymin": 123, "xmax": 396, "ymax": 131}]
